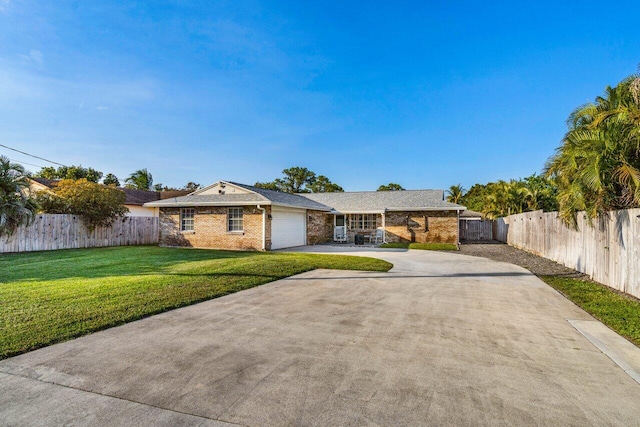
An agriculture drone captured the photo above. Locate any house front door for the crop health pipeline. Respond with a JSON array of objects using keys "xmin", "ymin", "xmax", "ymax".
[{"xmin": 334, "ymin": 215, "xmax": 347, "ymax": 242}]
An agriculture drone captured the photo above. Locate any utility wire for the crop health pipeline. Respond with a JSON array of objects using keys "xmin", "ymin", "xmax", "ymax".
[
  {"xmin": 8, "ymin": 157, "xmax": 46, "ymax": 169},
  {"xmin": 0, "ymin": 143, "xmax": 66, "ymax": 167}
]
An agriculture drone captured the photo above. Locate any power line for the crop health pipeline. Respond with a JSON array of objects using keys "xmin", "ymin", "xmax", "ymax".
[
  {"xmin": 0, "ymin": 143, "xmax": 66, "ymax": 167},
  {"xmin": 8, "ymin": 157, "xmax": 47, "ymax": 169}
]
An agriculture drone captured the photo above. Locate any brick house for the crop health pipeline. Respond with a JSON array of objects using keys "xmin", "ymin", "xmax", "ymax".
[{"xmin": 145, "ymin": 181, "xmax": 466, "ymax": 251}]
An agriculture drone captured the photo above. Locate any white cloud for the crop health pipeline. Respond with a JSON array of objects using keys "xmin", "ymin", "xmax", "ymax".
[
  {"xmin": 18, "ymin": 49, "xmax": 44, "ymax": 68},
  {"xmin": 0, "ymin": 0, "xmax": 10, "ymax": 12}
]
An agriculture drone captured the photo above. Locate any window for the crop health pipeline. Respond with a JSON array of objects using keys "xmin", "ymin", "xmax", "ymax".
[
  {"xmin": 228, "ymin": 207, "xmax": 243, "ymax": 232},
  {"xmin": 180, "ymin": 208, "xmax": 195, "ymax": 232},
  {"xmin": 349, "ymin": 214, "xmax": 377, "ymax": 230}
]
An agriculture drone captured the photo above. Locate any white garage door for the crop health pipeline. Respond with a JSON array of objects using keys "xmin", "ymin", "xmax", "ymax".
[{"xmin": 271, "ymin": 207, "xmax": 306, "ymax": 250}]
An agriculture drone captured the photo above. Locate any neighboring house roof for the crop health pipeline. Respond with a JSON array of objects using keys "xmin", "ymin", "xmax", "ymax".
[
  {"xmin": 144, "ymin": 181, "xmax": 333, "ymax": 211},
  {"xmin": 460, "ymin": 209, "xmax": 483, "ymax": 219},
  {"xmin": 29, "ymin": 177, "xmax": 59, "ymax": 188},
  {"xmin": 300, "ymin": 190, "xmax": 466, "ymax": 213},
  {"xmin": 121, "ymin": 188, "xmax": 161, "ymax": 206},
  {"xmin": 160, "ymin": 190, "xmax": 192, "ymax": 200}
]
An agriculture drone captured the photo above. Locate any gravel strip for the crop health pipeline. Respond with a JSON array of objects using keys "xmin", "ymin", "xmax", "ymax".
[{"xmin": 457, "ymin": 242, "xmax": 587, "ymax": 278}]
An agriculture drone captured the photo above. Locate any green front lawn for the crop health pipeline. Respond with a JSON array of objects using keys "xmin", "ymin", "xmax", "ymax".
[
  {"xmin": 0, "ymin": 246, "xmax": 392, "ymax": 359},
  {"xmin": 541, "ymin": 276, "xmax": 640, "ymax": 347},
  {"xmin": 379, "ymin": 242, "xmax": 458, "ymax": 251}
]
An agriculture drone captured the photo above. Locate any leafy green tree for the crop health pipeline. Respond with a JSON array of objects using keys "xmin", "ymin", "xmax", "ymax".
[
  {"xmin": 183, "ymin": 182, "xmax": 201, "ymax": 192},
  {"xmin": 0, "ymin": 156, "xmax": 38, "ymax": 236},
  {"xmin": 255, "ymin": 167, "xmax": 343, "ymax": 193},
  {"xmin": 34, "ymin": 165, "xmax": 103, "ymax": 182},
  {"xmin": 102, "ymin": 173, "xmax": 120, "ymax": 187},
  {"xmin": 522, "ymin": 174, "xmax": 558, "ymax": 212},
  {"xmin": 254, "ymin": 180, "xmax": 281, "ymax": 191},
  {"xmin": 125, "ymin": 169, "xmax": 153, "ymax": 191},
  {"xmin": 545, "ymin": 74, "xmax": 640, "ymax": 225},
  {"xmin": 308, "ymin": 175, "xmax": 344, "ymax": 193},
  {"xmin": 459, "ymin": 183, "xmax": 487, "ymax": 212},
  {"xmin": 460, "ymin": 175, "xmax": 558, "ymax": 219},
  {"xmin": 377, "ymin": 183, "xmax": 405, "ymax": 191},
  {"xmin": 35, "ymin": 179, "xmax": 128, "ymax": 229},
  {"xmin": 446, "ymin": 184, "xmax": 465, "ymax": 204}
]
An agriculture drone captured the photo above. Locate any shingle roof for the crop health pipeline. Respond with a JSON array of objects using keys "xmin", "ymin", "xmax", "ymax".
[
  {"xmin": 299, "ymin": 190, "xmax": 465, "ymax": 212},
  {"xmin": 30, "ymin": 177, "xmax": 58, "ymax": 188},
  {"xmin": 144, "ymin": 181, "xmax": 465, "ymax": 212},
  {"xmin": 460, "ymin": 209, "xmax": 483, "ymax": 218},
  {"xmin": 122, "ymin": 188, "xmax": 161, "ymax": 205},
  {"xmin": 144, "ymin": 181, "xmax": 332, "ymax": 210},
  {"xmin": 227, "ymin": 182, "xmax": 332, "ymax": 210}
]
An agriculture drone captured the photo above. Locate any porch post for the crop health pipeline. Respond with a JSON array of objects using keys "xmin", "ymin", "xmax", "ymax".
[{"xmin": 382, "ymin": 211, "xmax": 387, "ymax": 243}]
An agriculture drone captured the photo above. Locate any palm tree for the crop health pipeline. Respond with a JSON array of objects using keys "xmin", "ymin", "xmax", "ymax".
[
  {"xmin": 545, "ymin": 75, "xmax": 640, "ymax": 225},
  {"xmin": 0, "ymin": 156, "xmax": 38, "ymax": 236},
  {"xmin": 446, "ymin": 184, "xmax": 465, "ymax": 204},
  {"xmin": 125, "ymin": 169, "xmax": 153, "ymax": 191}
]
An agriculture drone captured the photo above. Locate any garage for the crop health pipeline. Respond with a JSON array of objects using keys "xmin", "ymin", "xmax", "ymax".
[{"xmin": 271, "ymin": 206, "xmax": 306, "ymax": 249}]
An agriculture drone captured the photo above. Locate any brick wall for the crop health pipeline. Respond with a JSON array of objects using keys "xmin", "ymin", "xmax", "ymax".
[
  {"xmin": 384, "ymin": 211, "xmax": 459, "ymax": 244},
  {"xmin": 159, "ymin": 206, "xmax": 268, "ymax": 251},
  {"xmin": 307, "ymin": 210, "xmax": 332, "ymax": 244}
]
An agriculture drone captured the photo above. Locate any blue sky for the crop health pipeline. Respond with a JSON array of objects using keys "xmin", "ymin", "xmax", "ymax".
[{"xmin": 1, "ymin": 1, "xmax": 638, "ymax": 191}]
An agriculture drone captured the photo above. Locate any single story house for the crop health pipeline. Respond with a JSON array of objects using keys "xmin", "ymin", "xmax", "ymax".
[{"xmin": 144, "ymin": 180, "xmax": 466, "ymax": 251}]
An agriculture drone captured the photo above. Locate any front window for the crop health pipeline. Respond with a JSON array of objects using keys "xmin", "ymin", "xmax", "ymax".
[
  {"xmin": 350, "ymin": 214, "xmax": 376, "ymax": 230},
  {"xmin": 228, "ymin": 207, "xmax": 243, "ymax": 232},
  {"xmin": 180, "ymin": 208, "xmax": 195, "ymax": 232}
]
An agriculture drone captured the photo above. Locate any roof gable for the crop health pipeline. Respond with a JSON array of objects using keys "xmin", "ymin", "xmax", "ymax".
[{"xmin": 144, "ymin": 180, "xmax": 332, "ymax": 210}]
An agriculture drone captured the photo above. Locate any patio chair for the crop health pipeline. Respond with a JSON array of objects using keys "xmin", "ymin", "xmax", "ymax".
[{"xmin": 367, "ymin": 228, "xmax": 384, "ymax": 244}]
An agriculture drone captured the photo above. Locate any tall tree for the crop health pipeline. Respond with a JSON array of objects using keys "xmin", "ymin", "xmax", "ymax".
[
  {"xmin": 377, "ymin": 183, "xmax": 405, "ymax": 191},
  {"xmin": 125, "ymin": 169, "xmax": 153, "ymax": 191},
  {"xmin": 255, "ymin": 167, "xmax": 343, "ymax": 193},
  {"xmin": 102, "ymin": 173, "xmax": 120, "ymax": 187},
  {"xmin": 0, "ymin": 156, "xmax": 38, "ymax": 236},
  {"xmin": 35, "ymin": 165, "xmax": 103, "ymax": 182},
  {"xmin": 183, "ymin": 182, "xmax": 201, "ymax": 192},
  {"xmin": 545, "ymin": 75, "xmax": 640, "ymax": 225},
  {"xmin": 308, "ymin": 175, "xmax": 344, "ymax": 193},
  {"xmin": 446, "ymin": 184, "xmax": 465, "ymax": 204}
]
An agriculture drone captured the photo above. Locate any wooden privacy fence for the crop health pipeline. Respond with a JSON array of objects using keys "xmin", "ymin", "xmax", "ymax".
[
  {"xmin": 459, "ymin": 219, "xmax": 493, "ymax": 241},
  {"xmin": 494, "ymin": 209, "xmax": 640, "ymax": 299},
  {"xmin": 0, "ymin": 214, "xmax": 159, "ymax": 253}
]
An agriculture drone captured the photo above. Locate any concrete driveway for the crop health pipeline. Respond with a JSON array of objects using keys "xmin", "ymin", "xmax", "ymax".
[{"xmin": 2, "ymin": 248, "xmax": 640, "ymax": 426}]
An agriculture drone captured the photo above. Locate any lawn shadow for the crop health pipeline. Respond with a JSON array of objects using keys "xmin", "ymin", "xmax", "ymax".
[{"xmin": 0, "ymin": 246, "xmax": 269, "ymax": 282}]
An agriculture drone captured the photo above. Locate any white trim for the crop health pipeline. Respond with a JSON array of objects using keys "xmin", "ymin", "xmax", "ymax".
[
  {"xmin": 190, "ymin": 180, "xmax": 258, "ymax": 196},
  {"xmin": 145, "ymin": 200, "xmax": 271, "ymax": 208},
  {"xmin": 257, "ymin": 205, "xmax": 267, "ymax": 251}
]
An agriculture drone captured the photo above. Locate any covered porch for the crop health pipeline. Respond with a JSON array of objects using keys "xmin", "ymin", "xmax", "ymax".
[{"xmin": 331, "ymin": 212, "xmax": 386, "ymax": 245}]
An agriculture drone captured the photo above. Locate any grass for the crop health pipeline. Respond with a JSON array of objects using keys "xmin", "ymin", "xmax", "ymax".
[
  {"xmin": 540, "ymin": 275, "xmax": 640, "ymax": 347},
  {"xmin": 0, "ymin": 246, "xmax": 392, "ymax": 359},
  {"xmin": 379, "ymin": 242, "xmax": 458, "ymax": 251}
]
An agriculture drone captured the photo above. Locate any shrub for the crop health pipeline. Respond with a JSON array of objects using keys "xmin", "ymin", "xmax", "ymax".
[{"xmin": 36, "ymin": 179, "xmax": 129, "ymax": 229}]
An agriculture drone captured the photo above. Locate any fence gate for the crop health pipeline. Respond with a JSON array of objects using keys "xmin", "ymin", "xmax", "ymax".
[{"xmin": 459, "ymin": 219, "xmax": 493, "ymax": 241}]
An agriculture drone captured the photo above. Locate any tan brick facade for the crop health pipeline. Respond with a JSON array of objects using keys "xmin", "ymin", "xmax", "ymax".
[
  {"xmin": 384, "ymin": 210, "xmax": 458, "ymax": 244},
  {"xmin": 159, "ymin": 206, "xmax": 459, "ymax": 250},
  {"xmin": 307, "ymin": 210, "xmax": 333, "ymax": 245},
  {"xmin": 159, "ymin": 206, "xmax": 270, "ymax": 251}
]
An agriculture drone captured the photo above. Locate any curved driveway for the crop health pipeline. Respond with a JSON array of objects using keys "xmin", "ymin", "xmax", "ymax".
[{"xmin": 1, "ymin": 248, "xmax": 639, "ymax": 425}]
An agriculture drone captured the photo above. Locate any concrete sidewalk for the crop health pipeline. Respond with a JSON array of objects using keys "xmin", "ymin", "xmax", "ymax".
[{"xmin": 1, "ymin": 249, "xmax": 639, "ymax": 426}]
